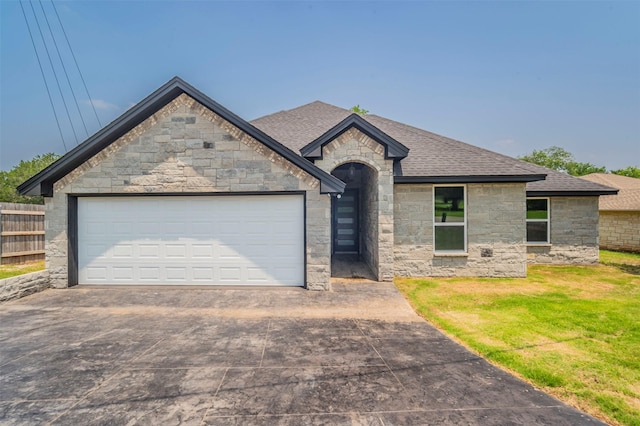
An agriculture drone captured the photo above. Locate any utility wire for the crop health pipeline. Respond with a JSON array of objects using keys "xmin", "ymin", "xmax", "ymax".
[
  {"xmin": 19, "ymin": 0, "xmax": 68, "ymax": 152},
  {"xmin": 51, "ymin": 0, "xmax": 102, "ymax": 128},
  {"xmin": 38, "ymin": 0, "xmax": 89, "ymax": 138},
  {"xmin": 29, "ymin": 0, "xmax": 80, "ymax": 145}
]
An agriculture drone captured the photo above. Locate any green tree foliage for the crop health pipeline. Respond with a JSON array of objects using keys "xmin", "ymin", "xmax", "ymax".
[
  {"xmin": 0, "ymin": 153, "xmax": 61, "ymax": 204},
  {"xmin": 518, "ymin": 146, "xmax": 605, "ymax": 176},
  {"xmin": 610, "ymin": 166, "xmax": 640, "ymax": 179},
  {"xmin": 350, "ymin": 105, "xmax": 369, "ymax": 115},
  {"xmin": 565, "ymin": 161, "xmax": 607, "ymax": 177}
]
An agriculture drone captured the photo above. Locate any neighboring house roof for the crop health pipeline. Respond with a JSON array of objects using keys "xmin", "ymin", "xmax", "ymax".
[
  {"xmin": 18, "ymin": 77, "xmax": 346, "ymax": 196},
  {"xmin": 580, "ymin": 173, "xmax": 640, "ymax": 210},
  {"xmin": 252, "ymin": 101, "xmax": 615, "ymax": 194}
]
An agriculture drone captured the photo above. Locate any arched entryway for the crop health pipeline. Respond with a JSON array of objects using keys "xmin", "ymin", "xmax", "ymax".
[{"xmin": 331, "ymin": 162, "xmax": 378, "ymax": 280}]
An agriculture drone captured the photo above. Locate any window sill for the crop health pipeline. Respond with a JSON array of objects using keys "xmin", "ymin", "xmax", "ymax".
[
  {"xmin": 527, "ymin": 243, "xmax": 552, "ymax": 247},
  {"xmin": 434, "ymin": 252, "xmax": 469, "ymax": 257}
]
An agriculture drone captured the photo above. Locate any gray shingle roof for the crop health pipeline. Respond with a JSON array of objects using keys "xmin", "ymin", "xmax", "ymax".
[
  {"xmin": 252, "ymin": 101, "xmax": 614, "ymax": 195},
  {"xmin": 526, "ymin": 166, "xmax": 617, "ymax": 195}
]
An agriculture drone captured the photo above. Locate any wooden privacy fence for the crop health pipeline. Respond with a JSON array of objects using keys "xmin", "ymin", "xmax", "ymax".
[{"xmin": 0, "ymin": 203, "xmax": 45, "ymax": 265}]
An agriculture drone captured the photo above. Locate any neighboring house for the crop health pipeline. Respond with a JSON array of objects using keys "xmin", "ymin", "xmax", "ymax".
[
  {"xmin": 19, "ymin": 77, "xmax": 616, "ymax": 290},
  {"xmin": 581, "ymin": 173, "xmax": 640, "ymax": 252}
]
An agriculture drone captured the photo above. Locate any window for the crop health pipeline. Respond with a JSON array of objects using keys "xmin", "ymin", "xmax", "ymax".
[
  {"xmin": 526, "ymin": 198, "xmax": 549, "ymax": 243},
  {"xmin": 434, "ymin": 186, "xmax": 466, "ymax": 252}
]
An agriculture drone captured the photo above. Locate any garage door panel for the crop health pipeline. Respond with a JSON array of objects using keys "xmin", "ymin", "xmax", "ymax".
[
  {"xmin": 138, "ymin": 244, "xmax": 160, "ymax": 259},
  {"xmin": 192, "ymin": 244, "xmax": 214, "ymax": 259},
  {"xmin": 139, "ymin": 267, "xmax": 161, "ymax": 281},
  {"xmin": 78, "ymin": 195, "xmax": 304, "ymax": 286}
]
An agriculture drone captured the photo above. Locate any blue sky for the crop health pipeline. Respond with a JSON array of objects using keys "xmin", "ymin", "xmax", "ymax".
[{"xmin": 1, "ymin": 0, "xmax": 639, "ymax": 171}]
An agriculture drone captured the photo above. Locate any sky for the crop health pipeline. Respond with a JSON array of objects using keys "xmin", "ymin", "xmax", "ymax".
[{"xmin": 1, "ymin": 0, "xmax": 639, "ymax": 172}]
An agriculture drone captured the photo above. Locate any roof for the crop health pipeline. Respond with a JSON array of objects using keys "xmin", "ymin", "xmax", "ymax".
[
  {"xmin": 525, "ymin": 167, "xmax": 618, "ymax": 196},
  {"xmin": 300, "ymin": 113, "xmax": 409, "ymax": 160},
  {"xmin": 580, "ymin": 173, "xmax": 640, "ymax": 210},
  {"xmin": 18, "ymin": 77, "xmax": 345, "ymax": 196},
  {"xmin": 252, "ymin": 101, "xmax": 615, "ymax": 194},
  {"xmin": 19, "ymin": 80, "xmax": 615, "ymax": 198}
]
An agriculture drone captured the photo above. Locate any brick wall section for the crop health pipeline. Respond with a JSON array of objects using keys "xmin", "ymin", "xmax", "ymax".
[
  {"xmin": 394, "ymin": 183, "xmax": 527, "ymax": 277},
  {"xmin": 312, "ymin": 128, "xmax": 395, "ymax": 281},
  {"xmin": 46, "ymin": 94, "xmax": 332, "ymax": 290},
  {"xmin": 527, "ymin": 196, "xmax": 599, "ymax": 264},
  {"xmin": 0, "ymin": 270, "xmax": 50, "ymax": 302}
]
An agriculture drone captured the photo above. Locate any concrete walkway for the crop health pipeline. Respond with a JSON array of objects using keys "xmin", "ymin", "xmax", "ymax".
[{"xmin": 0, "ymin": 283, "xmax": 604, "ymax": 425}]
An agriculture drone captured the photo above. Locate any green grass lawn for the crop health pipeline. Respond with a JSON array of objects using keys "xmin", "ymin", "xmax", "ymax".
[
  {"xmin": 396, "ymin": 250, "xmax": 640, "ymax": 426},
  {"xmin": 0, "ymin": 260, "xmax": 45, "ymax": 280}
]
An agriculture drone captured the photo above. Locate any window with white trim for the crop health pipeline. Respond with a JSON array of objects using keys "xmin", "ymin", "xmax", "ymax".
[
  {"xmin": 526, "ymin": 198, "xmax": 549, "ymax": 243},
  {"xmin": 433, "ymin": 185, "xmax": 466, "ymax": 252}
]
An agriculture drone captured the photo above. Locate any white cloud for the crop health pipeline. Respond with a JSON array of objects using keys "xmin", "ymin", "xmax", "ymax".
[{"xmin": 83, "ymin": 99, "xmax": 119, "ymax": 110}]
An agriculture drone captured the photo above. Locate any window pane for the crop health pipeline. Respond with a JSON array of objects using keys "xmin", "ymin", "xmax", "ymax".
[
  {"xmin": 435, "ymin": 226, "xmax": 465, "ymax": 251},
  {"xmin": 526, "ymin": 199, "xmax": 548, "ymax": 219},
  {"xmin": 527, "ymin": 222, "xmax": 548, "ymax": 243},
  {"xmin": 434, "ymin": 187, "xmax": 464, "ymax": 223}
]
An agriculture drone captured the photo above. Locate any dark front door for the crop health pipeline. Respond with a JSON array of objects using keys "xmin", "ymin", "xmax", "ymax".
[{"xmin": 333, "ymin": 189, "xmax": 359, "ymax": 254}]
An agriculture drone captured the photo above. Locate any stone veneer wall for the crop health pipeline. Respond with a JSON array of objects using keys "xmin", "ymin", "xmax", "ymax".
[
  {"xmin": 599, "ymin": 211, "xmax": 640, "ymax": 253},
  {"xmin": 313, "ymin": 128, "xmax": 395, "ymax": 281},
  {"xmin": 0, "ymin": 270, "xmax": 50, "ymax": 302},
  {"xmin": 394, "ymin": 183, "xmax": 527, "ymax": 277},
  {"xmin": 527, "ymin": 196, "xmax": 599, "ymax": 264},
  {"xmin": 45, "ymin": 94, "xmax": 332, "ymax": 290}
]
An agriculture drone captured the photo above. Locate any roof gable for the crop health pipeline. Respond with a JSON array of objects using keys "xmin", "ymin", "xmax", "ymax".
[
  {"xmin": 18, "ymin": 77, "xmax": 345, "ymax": 196},
  {"xmin": 299, "ymin": 113, "xmax": 409, "ymax": 160}
]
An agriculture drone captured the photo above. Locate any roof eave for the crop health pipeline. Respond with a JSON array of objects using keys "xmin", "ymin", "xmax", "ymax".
[
  {"xmin": 18, "ymin": 77, "xmax": 345, "ymax": 197},
  {"xmin": 394, "ymin": 174, "xmax": 547, "ymax": 184},
  {"xmin": 526, "ymin": 190, "xmax": 619, "ymax": 197}
]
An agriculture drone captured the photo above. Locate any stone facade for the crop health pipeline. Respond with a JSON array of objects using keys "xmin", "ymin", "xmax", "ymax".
[
  {"xmin": 0, "ymin": 270, "xmax": 50, "ymax": 302},
  {"xmin": 527, "ymin": 196, "xmax": 599, "ymax": 264},
  {"xmin": 394, "ymin": 183, "xmax": 527, "ymax": 277},
  {"xmin": 313, "ymin": 128, "xmax": 395, "ymax": 281},
  {"xmin": 45, "ymin": 94, "xmax": 331, "ymax": 290},
  {"xmin": 598, "ymin": 211, "xmax": 640, "ymax": 253},
  {"xmin": 41, "ymin": 92, "xmax": 604, "ymax": 289}
]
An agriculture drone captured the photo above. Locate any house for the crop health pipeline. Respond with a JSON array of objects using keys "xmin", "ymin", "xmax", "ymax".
[
  {"xmin": 581, "ymin": 173, "xmax": 640, "ymax": 252},
  {"xmin": 18, "ymin": 77, "xmax": 617, "ymax": 290}
]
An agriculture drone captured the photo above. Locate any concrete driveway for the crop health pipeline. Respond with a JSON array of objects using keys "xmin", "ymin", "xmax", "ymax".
[{"xmin": 1, "ymin": 282, "xmax": 604, "ymax": 425}]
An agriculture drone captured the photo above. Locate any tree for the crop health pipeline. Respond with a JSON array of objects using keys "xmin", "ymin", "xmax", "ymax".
[
  {"xmin": 610, "ymin": 166, "xmax": 640, "ymax": 179},
  {"xmin": 565, "ymin": 161, "xmax": 606, "ymax": 177},
  {"xmin": 0, "ymin": 153, "xmax": 61, "ymax": 204},
  {"xmin": 518, "ymin": 146, "xmax": 605, "ymax": 176},
  {"xmin": 350, "ymin": 105, "xmax": 369, "ymax": 115}
]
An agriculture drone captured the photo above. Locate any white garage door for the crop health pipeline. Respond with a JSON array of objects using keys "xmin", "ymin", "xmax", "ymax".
[{"xmin": 78, "ymin": 195, "xmax": 304, "ymax": 286}]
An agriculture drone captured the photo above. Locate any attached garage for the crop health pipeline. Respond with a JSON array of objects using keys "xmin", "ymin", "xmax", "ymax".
[{"xmin": 76, "ymin": 195, "xmax": 305, "ymax": 286}]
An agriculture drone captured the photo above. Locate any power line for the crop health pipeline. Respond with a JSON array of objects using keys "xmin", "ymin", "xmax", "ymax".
[
  {"xmin": 50, "ymin": 0, "xmax": 102, "ymax": 128},
  {"xmin": 19, "ymin": 0, "xmax": 68, "ymax": 152},
  {"xmin": 28, "ymin": 0, "xmax": 80, "ymax": 145},
  {"xmin": 38, "ymin": 0, "xmax": 89, "ymax": 138}
]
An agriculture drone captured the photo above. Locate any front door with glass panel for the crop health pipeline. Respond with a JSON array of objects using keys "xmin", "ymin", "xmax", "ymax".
[{"xmin": 333, "ymin": 189, "xmax": 359, "ymax": 253}]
